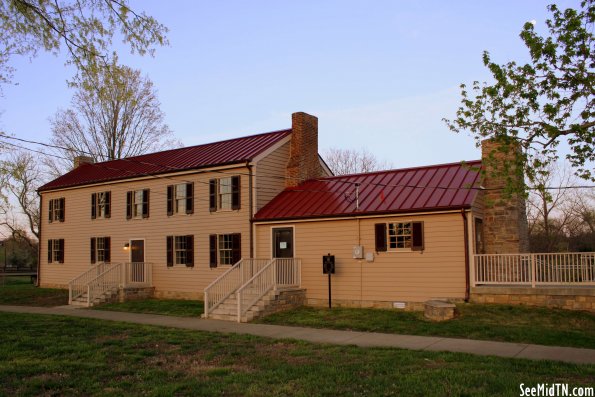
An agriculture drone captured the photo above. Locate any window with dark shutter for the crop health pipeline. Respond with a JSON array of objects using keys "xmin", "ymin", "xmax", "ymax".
[
  {"xmin": 231, "ymin": 176, "xmax": 240, "ymax": 210},
  {"xmin": 90, "ymin": 238, "xmax": 96, "ymax": 264},
  {"xmin": 104, "ymin": 237, "xmax": 111, "ymax": 262},
  {"xmin": 231, "ymin": 233, "xmax": 241, "ymax": 264},
  {"xmin": 411, "ymin": 222, "xmax": 424, "ymax": 251},
  {"xmin": 186, "ymin": 183, "xmax": 194, "ymax": 214},
  {"xmin": 375, "ymin": 223, "xmax": 387, "ymax": 252},
  {"xmin": 142, "ymin": 189, "xmax": 150, "ymax": 218},
  {"xmin": 59, "ymin": 198, "xmax": 65, "ymax": 222},
  {"xmin": 209, "ymin": 179, "xmax": 217, "ymax": 212},
  {"xmin": 209, "ymin": 234, "xmax": 217, "ymax": 267},
  {"xmin": 91, "ymin": 193, "xmax": 97, "ymax": 219},
  {"xmin": 126, "ymin": 191, "xmax": 133, "ymax": 219},
  {"xmin": 186, "ymin": 235, "xmax": 194, "ymax": 267},
  {"xmin": 58, "ymin": 239, "xmax": 65, "ymax": 263},
  {"xmin": 166, "ymin": 236, "xmax": 173, "ymax": 267},
  {"xmin": 47, "ymin": 240, "xmax": 53, "ymax": 263}
]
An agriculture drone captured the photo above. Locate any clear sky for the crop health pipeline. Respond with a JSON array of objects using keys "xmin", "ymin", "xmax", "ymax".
[{"xmin": 0, "ymin": 0, "xmax": 581, "ymax": 170}]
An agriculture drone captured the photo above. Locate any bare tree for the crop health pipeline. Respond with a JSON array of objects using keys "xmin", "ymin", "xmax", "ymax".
[
  {"xmin": 46, "ymin": 62, "xmax": 179, "ymax": 176},
  {"xmin": 0, "ymin": 150, "xmax": 42, "ymax": 248},
  {"xmin": 323, "ymin": 147, "xmax": 391, "ymax": 176}
]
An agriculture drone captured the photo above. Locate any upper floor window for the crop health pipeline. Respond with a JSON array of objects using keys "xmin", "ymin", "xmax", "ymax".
[
  {"xmin": 48, "ymin": 198, "xmax": 65, "ymax": 223},
  {"xmin": 91, "ymin": 192, "xmax": 111, "ymax": 219},
  {"xmin": 209, "ymin": 176, "xmax": 240, "ymax": 211},
  {"xmin": 375, "ymin": 221, "xmax": 424, "ymax": 252},
  {"xmin": 90, "ymin": 237, "xmax": 111, "ymax": 264},
  {"xmin": 167, "ymin": 183, "xmax": 194, "ymax": 215},
  {"xmin": 209, "ymin": 233, "xmax": 241, "ymax": 267},
  {"xmin": 166, "ymin": 235, "xmax": 194, "ymax": 267},
  {"xmin": 126, "ymin": 189, "xmax": 149, "ymax": 219},
  {"xmin": 47, "ymin": 239, "xmax": 64, "ymax": 263}
]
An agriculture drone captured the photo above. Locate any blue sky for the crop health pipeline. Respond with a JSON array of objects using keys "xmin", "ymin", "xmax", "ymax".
[{"xmin": 0, "ymin": 0, "xmax": 580, "ymax": 169}]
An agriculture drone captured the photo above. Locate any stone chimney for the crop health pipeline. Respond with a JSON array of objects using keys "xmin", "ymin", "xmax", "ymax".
[
  {"xmin": 73, "ymin": 155, "xmax": 94, "ymax": 169},
  {"xmin": 285, "ymin": 112, "xmax": 325, "ymax": 188},
  {"xmin": 481, "ymin": 139, "xmax": 529, "ymax": 254}
]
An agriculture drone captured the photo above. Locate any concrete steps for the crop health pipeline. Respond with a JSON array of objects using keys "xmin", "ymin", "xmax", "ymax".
[
  {"xmin": 70, "ymin": 288, "xmax": 118, "ymax": 307},
  {"xmin": 206, "ymin": 288, "xmax": 278, "ymax": 322}
]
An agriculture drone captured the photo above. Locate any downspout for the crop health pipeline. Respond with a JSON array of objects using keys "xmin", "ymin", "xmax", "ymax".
[
  {"xmin": 247, "ymin": 162, "xmax": 254, "ymax": 258},
  {"xmin": 461, "ymin": 208, "xmax": 470, "ymax": 302},
  {"xmin": 36, "ymin": 192, "xmax": 42, "ymax": 287}
]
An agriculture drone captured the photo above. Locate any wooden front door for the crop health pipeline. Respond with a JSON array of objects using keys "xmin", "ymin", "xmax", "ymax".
[{"xmin": 272, "ymin": 227, "xmax": 294, "ymax": 258}]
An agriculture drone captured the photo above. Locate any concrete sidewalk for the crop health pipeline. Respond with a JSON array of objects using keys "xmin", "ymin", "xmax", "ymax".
[{"xmin": 1, "ymin": 304, "xmax": 594, "ymax": 365}]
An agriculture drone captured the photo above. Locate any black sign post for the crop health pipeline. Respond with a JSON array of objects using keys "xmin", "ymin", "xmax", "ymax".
[{"xmin": 322, "ymin": 253, "xmax": 335, "ymax": 309}]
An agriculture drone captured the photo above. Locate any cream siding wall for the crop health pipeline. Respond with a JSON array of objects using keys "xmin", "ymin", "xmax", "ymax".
[
  {"xmin": 40, "ymin": 166, "xmax": 251, "ymax": 298},
  {"xmin": 254, "ymin": 142, "xmax": 290, "ymax": 211},
  {"xmin": 255, "ymin": 212, "xmax": 467, "ymax": 305}
]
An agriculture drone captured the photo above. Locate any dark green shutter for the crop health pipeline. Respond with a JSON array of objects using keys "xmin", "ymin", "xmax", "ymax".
[
  {"xmin": 49, "ymin": 200, "xmax": 54, "ymax": 223},
  {"xmin": 375, "ymin": 223, "xmax": 387, "ymax": 252},
  {"xmin": 142, "ymin": 189, "xmax": 150, "ymax": 218},
  {"xmin": 209, "ymin": 179, "xmax": 217, "ymax": 212},
  {"xmin": 231, "ymin": 233, "xmax": 241, "ymax": 264},
  {"xmin": 59, "ymin": 198, "xmax": 65, "ymax": 222},
  {"xmin": 104, "ymin": 237, "xmax": 111, "ymax": 262},
  {"xmin": 412, "ymin": 222, "xmax": 424, "ymax": 251},
  {"xmin": 58, "ymin": 239, "xmax": 65, "ymax": 263},
  {"xmin": 186, "ymin": 183, "xmax": 194, "ymax": 214},
  {"xmin": 90, "ymin": 238, "xmax": 96, "ymax": 264},
  {"xmin": 105, "ymin": 191, "xmax": 111, "ymax": 218},
  {"xmin": 166, "ymin": 236, "xmax": 173, "ymax": 267},
  {"xmin": 167, "ymin": 185, "xmax": 174, "ymax": 216},
  {"xmin": 126, "ymin": 191, "xmax": 133, "ymax": 219},
  {"xmin": 91, "ymin": 193, "xmax": 97, "ymax": 219},
  {"xmin": 231, "ymin": 176, "xmax": 240, "ymax": 210},
  {"xmin": 186, "ymin": 235, "xmax": 194, "ymax": 267},
  {"xmin": 209, "ymin": 235, "xmax": 217, "ymax": 268},
  {"xmin": 47, "ymin": 240, "xmax": 53, "ymax": 263}
]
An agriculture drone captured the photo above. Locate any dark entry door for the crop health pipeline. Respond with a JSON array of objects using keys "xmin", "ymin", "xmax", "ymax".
[
  {"xmin": 130, "ymin": 240, "xmax": 145, "ymax": 262},
  {"xmin": 272, "ymin": 228, "xmax": 293, "ymax": 258}
]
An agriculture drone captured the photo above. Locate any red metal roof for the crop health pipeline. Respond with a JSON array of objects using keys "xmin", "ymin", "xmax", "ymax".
[
  {"xmin": 254, "ymin": 160, "xmax": 482, "ymax": 221},
  {"xmin": 39, "ymin": 129, "xmax": 291, "ymax": 191}
]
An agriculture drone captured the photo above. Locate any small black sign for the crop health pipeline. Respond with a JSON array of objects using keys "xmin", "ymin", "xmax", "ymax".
[{"xmin": 322, "ymin": 254, "xmax": 335, "ymax": 274}]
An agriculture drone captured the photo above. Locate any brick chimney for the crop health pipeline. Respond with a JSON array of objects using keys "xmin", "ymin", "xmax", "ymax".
[
  {"xmin": 73, "ymin": 155, "xmax": 94, "ymax": 169},
  {"xmin": 481, "ymin": 139, "xmax": 529, "ymax": 254},
  {"xmin": 285, "ymin": 112, "xmax": 325, "ymax": 188}
]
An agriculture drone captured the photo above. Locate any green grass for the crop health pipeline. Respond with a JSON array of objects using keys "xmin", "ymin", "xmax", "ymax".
[
  {"xmin": 95, "ymin": 298, "xmax": 204, "ymax": 317},
  {"xmin": 0, "ymin": 312, "xmax": 593, "ymax": 396},
  {"xmin": 256, "ymin": 304, "xmax": 595, "ymax": 349},
  {"xmin": 0, "ymin": 277, "xmax": 68, "ymax": 306}
]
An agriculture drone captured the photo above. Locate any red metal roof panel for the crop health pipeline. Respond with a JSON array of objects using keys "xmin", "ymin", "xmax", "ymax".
[
  {"xmin": 39, "ymin": 129, "xmax": 291, "ymax": 191},
  {"xmin": 254, "ymin": 160, "xmax": 482, "ymax": 221}
]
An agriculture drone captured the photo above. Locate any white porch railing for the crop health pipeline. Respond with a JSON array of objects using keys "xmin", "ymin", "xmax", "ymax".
[
  {"xmin": 122, "ymin": 262, "xmax": 153, "ymax": 287},
  {"xmin": 87, "ymin": 263, "xmax": 122, "ymax": 306},
  {"xmin": 203, "ymin": 258, "xmax": 271, "ymax": 318},
  {"xmin": 474, "ymin": 252, "xmax": 595, "ymax": 287},
  {"xmin": 236, "ymin": 258, "xmax": 301, "ymax": 322},
  {"xmin": 68, "ymin": 262, "xmax": 114, "ymax": 304}
]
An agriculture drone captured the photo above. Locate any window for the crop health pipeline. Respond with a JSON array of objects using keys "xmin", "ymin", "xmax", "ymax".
[
  {"xmin": 47, "ymin": 239, "xmax": 64, "ymax": 263},
  {"xmin": 388, "ymin": 222, "xmax": 412, "ymax": 249},
  {"xmin": 209, "ymin": 176, "xmax": 240, "ymax": 211},
  {"xmin": 91, "ymin": 192, "xmax": 111, "ymax": 219},
  {"xmin": 48, "ymin": 198, "xmax": 65, "ymax": 223},
  {"xmin": 167, "ymin": 183, "xmax": 193, "ymax": 215},
  {"xmin": 375, "ymin": 222, "xmax": 424, "ymax": 252},
  {"xmin": 126, "ymin": 189, "xmax": 149, "ymax": 219},
  {"xmin": 209, "ymin": 233, "xmax": 241, "ymax": 267},
  {"xmin": 166, "ymin": 235, "xmax": 194, "ymax": 267},
  {"xmin": 90, "ymin": 237, "xmax": 111, "ymax": 264}
]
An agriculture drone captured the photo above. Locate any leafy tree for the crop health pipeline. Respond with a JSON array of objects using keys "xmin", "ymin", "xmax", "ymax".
[
  {"xmin": 445, "ymin": 1, "xmax": 594, "ymax": 190},
  {"xmin": 46, "ymin": 62, "xmax": 178, "ymax": 175},
  {"xmin": 0, "ymin": 0, "xmax": 168, "ymax": 89}
]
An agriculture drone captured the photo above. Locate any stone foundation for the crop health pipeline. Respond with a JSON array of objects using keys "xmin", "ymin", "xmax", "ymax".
[
  {"xmin": 259, "ymin": 288, "xmax": 306, "ymax": 318},
  {"xmin": 39, "ymin": 283, "xmax": 68, "ymax": 289},
  {"xmin": 119, "ymin": 287, "xmax": 155, "ymax": 303},
  {"xmin": 424, "ymin": 300, "xmax": 456, "ymax": 321},
  {"xmin": 471, "ymin": 286, "xmax": 595, "ymax": 312},
  {"xmin": 153, "ymin": 290, "xmax": 203, "ymax": 300},
  {"xmin": 305, "ymin": 298, "xmax": 462, "ymax": 312}
]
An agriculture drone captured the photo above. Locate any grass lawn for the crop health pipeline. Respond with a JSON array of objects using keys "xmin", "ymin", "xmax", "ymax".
[
  {"xmin": 256, "ymin": 304, "xmax": 595, "ymax": 349},
  {"xmin": 0, "ymin": 277, "xmax": 68, "ymax": 306},
  {"xmin": 95, "ymin": 298, "xmax": 204, "ymax": 317},
  {"xmin": 0, "ymin": 312, "xmax": 593, "ymax": 396}
]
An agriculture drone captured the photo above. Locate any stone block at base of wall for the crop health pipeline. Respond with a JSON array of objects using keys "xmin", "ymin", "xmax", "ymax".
[
  {"xmin": 119, "ymin": 287, "xmax": 155, "ymax": 303},
  {"xmin": 258, "ymin": 289, "xmax": 306, "ymax": 319},
  {"xmin": 471, "ymin": 286, "xmax": 595, "ymax": 312},
  {"xmin": 424, "ymin": 300, "xmax": 456, "ymax": 321},
  {"xmin": 153, "ymin": 290, "xmax": 203, "ymax": 300},
  {"xmin": 305, "ymin": 298, "xmax": 462, "ymax": 312}
]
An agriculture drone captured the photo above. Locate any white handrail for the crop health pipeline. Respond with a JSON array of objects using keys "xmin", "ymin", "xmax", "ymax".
[
  {"xmin": 68, "ymin": 262, "xmax": 114, "ymax": 304},
  {"xmin": 87, "ymin": 263, "xmax": 122, "ymax": 306},
  {"xmin": 204, "ymin": 258, "xmax": 271, "ymax": 318},
  {"xmin": 236, "ymin": 258, "xmax": 301, "ymax": 322},
  {"xmin": 474, "ymin": 252, "xmax": 595, "ymax": 286}
]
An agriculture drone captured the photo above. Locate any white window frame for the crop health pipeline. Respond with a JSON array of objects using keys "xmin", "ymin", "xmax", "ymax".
[
  {"xmin": 388, "ymin": 222, "xmax": 413, "ymax": 251},
  {"xmin": 50, "ymin": 198, "xmax": 63, "ymax": 221},
  {"xmin": 218, "ymin": 177, "xmax": 232, "ymax": 210},
  {"xmin": 49, "ymin": 239, "xmax": 62, "ymax": 262},
  {"xmin": 218, "ymin": 234, "xmax": 234, "ymax": 265},
  {"xmin": 97, "ymin": 192, "xmax": 108, "ymax": 218},
  {"xmin": 133, "ymin": 190, "xmax": 143, "ymax": 218},
  {"xmin": 174, "ymin": 236, "xmax": 188, "ymax": 265},
  {"xmin": 175, "ymin": 183, "xmax": 187, "ymax": 214}
]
